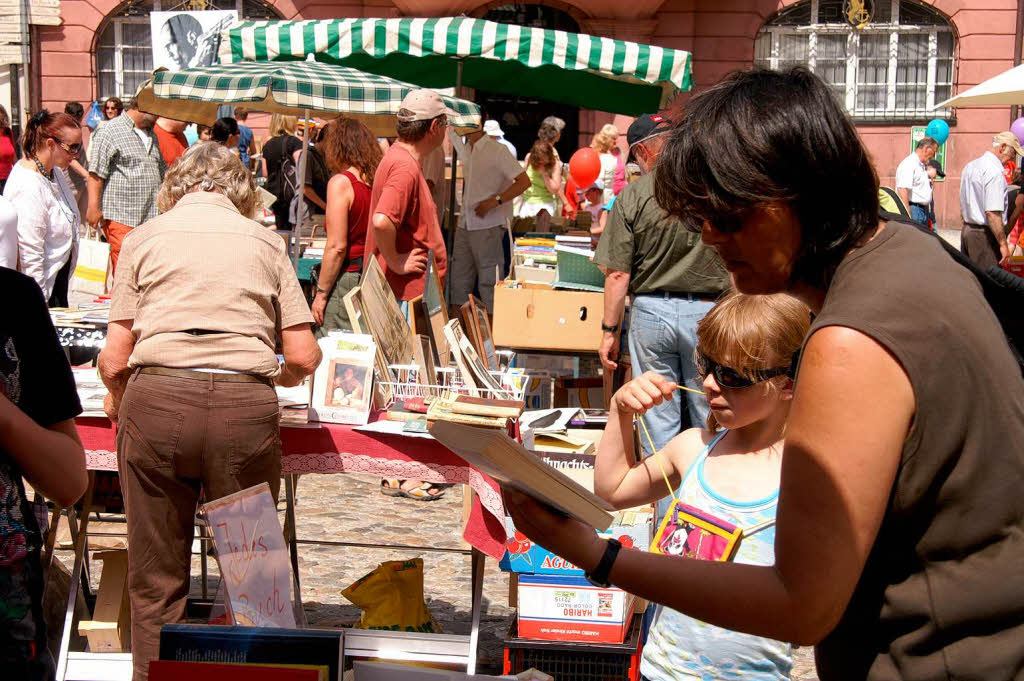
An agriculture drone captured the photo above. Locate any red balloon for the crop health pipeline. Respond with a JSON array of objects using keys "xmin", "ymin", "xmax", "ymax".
[{"xmin": 569, "ymin": 147, "xmax": 601, "ymax": 189}]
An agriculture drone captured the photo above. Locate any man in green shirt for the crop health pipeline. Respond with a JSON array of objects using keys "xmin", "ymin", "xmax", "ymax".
[{"xmin": 593, "ymin": 115, "xmax": 729, "ymax": 512}]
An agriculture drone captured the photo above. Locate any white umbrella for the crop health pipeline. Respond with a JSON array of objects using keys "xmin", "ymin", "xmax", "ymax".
[{"xmin": 935, "ymin": 63, "xmax": 1024, "ymax": 108}]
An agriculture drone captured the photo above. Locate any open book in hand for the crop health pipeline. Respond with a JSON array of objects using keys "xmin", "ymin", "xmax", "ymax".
[{"xmin": 427, "ymin": 420, "xmax": 615, "ymax": 530}]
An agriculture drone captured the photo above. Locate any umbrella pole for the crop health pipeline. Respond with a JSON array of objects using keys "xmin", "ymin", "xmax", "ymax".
[
  {"xmin": 444, "ymin": 61, "xmax": 464, "ymax": 300},
  {"xmin": 292, "ymin": 107, "xmax": 311, "ymax": 270}
]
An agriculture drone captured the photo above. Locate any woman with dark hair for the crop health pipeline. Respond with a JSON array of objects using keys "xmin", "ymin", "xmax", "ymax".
[
  {"xmin": 311, "ymin": 117, "xmax": 382, "ymax": 335},
  {"xmin": 503, "ymin": 67, "xmax": 1024, "ymax": 681},
  {"xmin": 0, "ymin": 105, "xmax": 16, "ymax": 193},
  {"xmin": 103, "ymin": 97, "xmax": 123, "ymax": 121},
  {"xmin": 2, "ymin": 110, "xmax": 82, "ymax": 306},
  {"xmin": 211, "ymin": 116, "xmax": 240, "ymax": 148}
]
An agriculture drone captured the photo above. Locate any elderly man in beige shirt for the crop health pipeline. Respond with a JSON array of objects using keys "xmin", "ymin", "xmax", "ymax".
[{"xmin": 97, "ymin": 143, "xmax": 321, "ymax": 681}]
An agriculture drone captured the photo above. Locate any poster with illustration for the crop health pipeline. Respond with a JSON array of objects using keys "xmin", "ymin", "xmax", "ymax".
[
  {"xmin": 310, "ymin": 333, "xmax": 376, "ymax": 425},
  {"xmin": 150, "ymin": 10, "xmax": 237, "ymax": 71},
  {"xmin": 650, "ymin": 501, "xmax": 743, "ymax": 562}
]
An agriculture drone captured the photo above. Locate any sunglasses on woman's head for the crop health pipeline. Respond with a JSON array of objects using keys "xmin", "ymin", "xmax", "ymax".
[{"xmin": 696, "ymin": 353, "xmax": 791, "ymax": 389}]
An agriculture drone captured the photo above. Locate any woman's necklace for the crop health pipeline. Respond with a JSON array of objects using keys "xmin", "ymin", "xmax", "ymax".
[
  {"xmin": 33, "ymin": 156, "xmax": 52, "ymax": 181},
  {"xmin": 33, "ymin": 155, "xmax": 78, "ymax": 228}
]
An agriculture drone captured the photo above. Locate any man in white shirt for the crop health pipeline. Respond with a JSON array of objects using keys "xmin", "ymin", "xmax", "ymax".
[
  {"xmin": 447, "ymin": 127, "xmax": 530, "ymax": 312},
  {"xmin": 958, "ymin": 131, "xmax": 1024, "ymax": 270},
  {"xmin": 896, "ymin": 137, "xmax": 937, "ymax": 226},
  {"xmin": 960, "ymin": 131, "xmax": 1024, "ymax": 269},
  {"xmin": 483, "ymin": 119, "xmax": 517, "ymax": 160}
]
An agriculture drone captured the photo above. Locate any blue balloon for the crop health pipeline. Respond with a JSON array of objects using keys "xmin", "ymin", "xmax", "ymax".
[{"xmin": 925, "ymin": 119, "xmax": 950, "ymax": 145}]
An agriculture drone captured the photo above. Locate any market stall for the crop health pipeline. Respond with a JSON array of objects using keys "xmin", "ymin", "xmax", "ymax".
[{"xmin": 55, "ymin": 414, "xmax": 505, "ymax": 681}]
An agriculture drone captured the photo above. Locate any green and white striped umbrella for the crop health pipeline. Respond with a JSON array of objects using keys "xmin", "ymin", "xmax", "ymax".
[
  {"xmin": 218, "ymin": 17, "xmax": 693, "ymax": 115},
  {"xmin": 135, "ymin": 60, "xmax": 482, "ymax": 135}
]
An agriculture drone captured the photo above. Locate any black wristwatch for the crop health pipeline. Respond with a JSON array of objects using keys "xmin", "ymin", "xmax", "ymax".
[
  {"xmin": 601, "ymin": 321, "xmax": 619, "ymax": 333},
  {"xmin": 585, "ymin": 538, "xmax": 622, "ymax": 588}
]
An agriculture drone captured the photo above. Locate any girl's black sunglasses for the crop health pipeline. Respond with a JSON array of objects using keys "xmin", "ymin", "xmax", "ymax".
[{"xmin": 696, "ymin": 353, "xmax": 793, "ymax": 390}]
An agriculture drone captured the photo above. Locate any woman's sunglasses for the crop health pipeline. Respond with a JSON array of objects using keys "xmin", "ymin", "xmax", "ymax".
[
  {"xmin": 50, "ymin": 138, "xmax": 83, "ymax": 155},
  {"xmin": 696, "ymin": 352, "xmax": 792, "ymax": 390}
]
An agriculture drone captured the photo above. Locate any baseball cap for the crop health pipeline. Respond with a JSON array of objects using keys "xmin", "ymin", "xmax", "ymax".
[
  {"xmin": 925, "ymin": 159, "xmax": 945, "ymax": 178},
  {"xmin": 397, "ymin": 89, "xmax": 458, "ymax": 122},
  {"xmin": 994, "ymin": 131, "xmax": 1024, "ymax": 158},
  {"xmin": 483, "ymin": 120, "xmax": 504, "ymax": 136},
  {"xmin": 627, "ymin": 113, "xmax": 671, "ymax": 149},
  {"xmin": 585, "ymin": 179, "xmax": 605, "ymax": 192}
]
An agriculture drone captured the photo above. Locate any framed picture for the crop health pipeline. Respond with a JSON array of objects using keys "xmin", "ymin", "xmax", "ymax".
[
  {"xmin": 411, "ymin": 333, "xmax": 437, "ymax": 393},
  {"xmin": 468, "ymin": 295, "xmax": 498, "ymax": 372},
  {"xmin": 650, "ymin": 501, "xmax": 742, "ymax": 562},
  {"xmin": 310, "ymin": 333, "xmax": 377, "ymax": 425},
  {"xmin": 423, "ymin": 250, "xmax": 450, "ymax": 366},
  {"xmin": 344, "ymin": 286, "xmax": 393, "ymax": 408}
]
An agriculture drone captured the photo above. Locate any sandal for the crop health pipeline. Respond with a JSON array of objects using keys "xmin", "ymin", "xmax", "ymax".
[
  {"xmin": 399, "ymin": 482, "xmax": 446, "ymax": 502},
  {"xmin": 381, "ymin": 478, "xmax": 404, "ymax": 496}
]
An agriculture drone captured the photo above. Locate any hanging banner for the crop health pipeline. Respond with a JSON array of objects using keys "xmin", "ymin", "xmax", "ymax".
[{"xmin": 151, "ymin": 10, "xmax": 237, "ymax": 71}]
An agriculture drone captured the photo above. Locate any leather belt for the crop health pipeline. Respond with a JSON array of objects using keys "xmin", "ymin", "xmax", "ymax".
[
  {"xmin": 638, "ymin": 291, "xmax": 719, "ymax": 303},
  {"xmin": 137, "ymin": 366, "xmax": 273, "ymax": 387}
]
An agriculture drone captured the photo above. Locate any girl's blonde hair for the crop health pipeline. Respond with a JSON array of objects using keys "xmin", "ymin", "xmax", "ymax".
[
  {"xmin": 696, "ymin": 291, "xmax": 810, "ymax": 432},
  {"xmin": 157, "ymin": 142, "xmax": 261, "ymax": 218},
  {"xmin": 591, "ymin": 123, "xmax": 619, "ymax": 154},
  {"xmin": 269, "ymin": 113, "xmax": 298, "ymax": 137}
]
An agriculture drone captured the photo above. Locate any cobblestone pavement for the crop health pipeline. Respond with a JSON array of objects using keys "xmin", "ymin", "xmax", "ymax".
[{"xmin": 59, "ymin": 471, "xmax": 817, "ymax": 678}]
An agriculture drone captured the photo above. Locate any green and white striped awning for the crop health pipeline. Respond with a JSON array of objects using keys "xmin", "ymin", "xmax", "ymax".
[
  {"xmin": 218, "ymin": 17, "xmax": 692, "ymax": 115},
  {"xmin": 135, "ymin": 61, "xmax": 481, "ymax": 134}
]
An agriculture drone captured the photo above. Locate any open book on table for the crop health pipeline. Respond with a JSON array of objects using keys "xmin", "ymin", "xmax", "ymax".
[{"xmin": 427, "ymin": 420, "xmax": 615, "ymax": 530}]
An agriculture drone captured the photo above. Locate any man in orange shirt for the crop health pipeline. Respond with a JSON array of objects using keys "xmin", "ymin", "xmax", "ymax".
[
  {"xmin": 153, "ymin": 117, "xmax": 188, "ymax": 167},
  {"xmin": 367, "ymin": 89, "xmax": 451, "ymax": 303}
]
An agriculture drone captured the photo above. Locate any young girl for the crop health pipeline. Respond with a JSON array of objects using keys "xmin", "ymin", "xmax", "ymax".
[{"xmin": 594, "ymin": 291, "xmax": 809, "ymax": 681}]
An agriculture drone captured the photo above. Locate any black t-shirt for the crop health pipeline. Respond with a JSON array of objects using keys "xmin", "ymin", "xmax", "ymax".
[
  {"xmin": 301, "ymin": 146, "xmax": 331, "ymax": 216},
  {"xmin": 263, "ymin": 133, "xmax": 302, "ymax": 203},
  {"xmin": 0, "ymin": 268, "xmax": 81, "ymax": 663}
]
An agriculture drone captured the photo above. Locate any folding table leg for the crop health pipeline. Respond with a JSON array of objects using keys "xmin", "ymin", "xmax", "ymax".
[
  {"xmin": 467, "ymin": 548, "xmax": 485, "ymax": 675},
  {"xmin": 56, "ymin": 472, "xmax": 95, "ymax": 681},
  {"xmin": 284, "ymin": 474, "xmax": 307, "ymax": 626}
]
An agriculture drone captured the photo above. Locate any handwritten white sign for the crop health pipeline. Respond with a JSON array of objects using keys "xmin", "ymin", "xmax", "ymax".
[{"xmin": 202, "ymin": 482, "xmax": 296, "ymax": 628}]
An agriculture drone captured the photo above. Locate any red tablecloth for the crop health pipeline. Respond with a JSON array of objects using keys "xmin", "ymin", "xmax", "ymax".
[{"xmin": 76, "ymin": 414, "xmax": 507, "ymax": 559}]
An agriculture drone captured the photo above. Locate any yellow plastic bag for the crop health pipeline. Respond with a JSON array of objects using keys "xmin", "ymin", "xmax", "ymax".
[{"xmin": 342, "ymin": 558, "xmax": 441, "ymax": 633}]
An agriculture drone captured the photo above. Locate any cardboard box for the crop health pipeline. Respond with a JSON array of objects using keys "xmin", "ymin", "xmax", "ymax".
[
  {"xmin": 517, "ymin": 574, "xmax": 636, "ymax": 643},
  {"xmin": 78, "ymin": 550, "xmax": 131, "ymax": 652},
  {"xmin": 500, "ymin": 513, "xmax": 652, "ymax": 576},
  {"xmin": 492, "ymin": 283, "xmax": 604, "ymax": 352}
]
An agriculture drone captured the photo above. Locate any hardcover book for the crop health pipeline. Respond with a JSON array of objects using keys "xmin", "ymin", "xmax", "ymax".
[
  {"xmin": 158, "ymin": 624, "xmax": 344, "ymax": 681},
  {"xmin": 427, "ymin": 420, "xmax": 615, "ymax": 530}
]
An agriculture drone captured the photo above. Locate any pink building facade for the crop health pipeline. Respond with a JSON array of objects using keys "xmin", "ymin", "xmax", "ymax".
[{"xmin": 33, "ymin": 0, "xmax": 1023, "ymax": 226}]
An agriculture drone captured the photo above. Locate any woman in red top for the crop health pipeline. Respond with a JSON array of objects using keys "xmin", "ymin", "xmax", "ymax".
[
  {"xmin": 0, "ymin": 106, "xmax": 17, "ymax": 193},
  {"xmin": 311, "ymin": 117, "xmax": 382, "ymax": 335}
]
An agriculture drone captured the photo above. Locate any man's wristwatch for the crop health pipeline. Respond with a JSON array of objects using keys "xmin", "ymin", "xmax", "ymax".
[
  {"xmin": 316, "ymin": 285, "xmax": 331, "ymax": 296},
  {"xmin": 494, "ymin": 194, "xmax": 503, "ymax": 205},
  {"xmin": 601, "ymin": 322, "xmax": 619, "ymax": 333},
  {"xmin": 585, "ymin": 538, "xmax": 622, "ymax": 588}
]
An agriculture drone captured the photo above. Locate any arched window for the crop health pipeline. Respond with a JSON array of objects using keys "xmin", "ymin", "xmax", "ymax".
[
  {"xmin": 96, "ymin": 0, "xmax": 279, "ymax": 100},
  {"xmin": 754, "ymin": 0, "xmax": 955, "ymax": 121}
]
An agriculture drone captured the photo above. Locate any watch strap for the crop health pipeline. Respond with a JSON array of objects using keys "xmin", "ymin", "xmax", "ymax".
[
  {"xmin": 585, "ymin": 538, "xmax": 622, "ymax": 588},
  {"xmin": 601, "ymin": 322, "xmax": 619, "ymax": 333}
]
